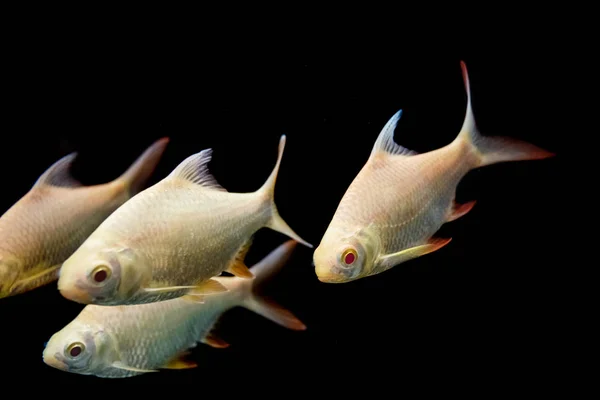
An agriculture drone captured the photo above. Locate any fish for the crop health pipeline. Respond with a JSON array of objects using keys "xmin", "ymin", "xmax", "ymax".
[
  {"xmin": 57, "ymin": 134, "xmax": 311, "ymax": 306},
  {"xmin": 313, "ymin": 61, "xmax": 555, "ymax": 283},
  {"xmin": 43, "ymin": 240, "xmax": 305, "ymax": 379},
  {"xmin": 0, "ymin": 138, "xmax": 170, "ymax": 299}
]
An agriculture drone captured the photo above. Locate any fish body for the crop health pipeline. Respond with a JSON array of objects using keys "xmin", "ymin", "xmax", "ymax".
[
  {"xmin": 57, "ymin": 135, "xmax": 311, "ymax": 306},
  {"xmin": 313, "ymin": 61, "xmax": 554, "ymax": 283},
  {"xmin": 0, "ymin": 138, "xmax": 169, "ymax": 298},
  {"xmin": 43, "ymin": 240, "xmax": 305, "ymax": 379}
]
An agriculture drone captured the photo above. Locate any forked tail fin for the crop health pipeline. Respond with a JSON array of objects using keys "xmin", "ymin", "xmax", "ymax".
[
  {"xmin": 257, "ymin": 135, "xmax": 312, "ymax": 248},
  {"xmin": 240, "ymin": 240, "xmax": 306, "ymax": 331},
  {"xmin": 455, "ymin": 61, "xmax": 554, "ymax": 167},
  {"xmin": 117, "ymin": 137, "xmax": 170, "ymax": 196}
]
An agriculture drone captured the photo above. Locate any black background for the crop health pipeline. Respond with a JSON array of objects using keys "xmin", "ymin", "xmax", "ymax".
[{"xmin": 1, "ymin": 25, "xmax": 567, "ymax": 391}]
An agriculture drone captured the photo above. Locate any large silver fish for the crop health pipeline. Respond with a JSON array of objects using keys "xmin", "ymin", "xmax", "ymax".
[
  {"xmin": 57, "ymin": 135, "xmax": 311, "ymax": 306},
  {"xmin": 0, "ymin": 138, "xmax": 169, "ymax": 298},
  {"xmin": 313, "ymin": 61, "xmax": 554, "ymax": 283},
  {"xmin": 43, "ymin": 240, "xmax": 305, "ymax": 379}
]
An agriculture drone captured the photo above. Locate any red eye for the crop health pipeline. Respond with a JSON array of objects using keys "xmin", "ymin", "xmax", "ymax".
[{"xmin": 342, "ymin": 248, "xmax": 357, "ymax": 265}]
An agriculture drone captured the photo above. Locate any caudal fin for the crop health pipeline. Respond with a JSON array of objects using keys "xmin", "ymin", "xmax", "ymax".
[
  {"xmin": 240, "ymin": 240, "xmax": 306, "ymax": 331},
  {"xmin": 117, "ymin": 137, "xmax": 170, "ymax": 196},
  {"xmin": 257, "ymin": 135, "xmax": 313, "ymax": 248},
  {"xmin": 455, "ymin": 61, "xmax": 554, "ymax": 168}
]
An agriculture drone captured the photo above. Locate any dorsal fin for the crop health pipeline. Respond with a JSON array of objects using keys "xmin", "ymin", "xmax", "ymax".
[
  {"xmin": 370, "ymin": 110, "xmax": 418, "ymax": 158},
  {"xmin": 166, "ymin": 149, "xmax": 227, "ymax": 191},
  {"xmin": 33, "ymin": 152, "xmax": 82, "ymax": 189}
]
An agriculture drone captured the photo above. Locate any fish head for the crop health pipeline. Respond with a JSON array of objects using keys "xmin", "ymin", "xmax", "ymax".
[
  {"xmin": 313, "ymin": 225, "xmax": 379, "ymax": 283},
  {"xmin": 59, "ymin": 241, "xmax": 147, "ymax": 305},
  {"xmin": 43, "ymin": 319, "xmax": 115, "ymax": 376},
  {"xmin": 0, "ymin": 255, "xmax": 20, "ymax": 299}
]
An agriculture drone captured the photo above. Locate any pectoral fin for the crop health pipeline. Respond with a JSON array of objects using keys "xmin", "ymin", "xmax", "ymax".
[
  {"xmin": 112, "ymin": 361, "xmax": 158, "ymax": 373},
  {"xmin": 144, "ymin": 278, "xmax": 229, "ymax": 296},
  {"xmin": 162, "ymin": 351, "xmax": 198, "ymax": 370},
  {"xmin": 375, "ymin": 238, "xmax": 452, "ymax": 272},
  {"xmin": 447, "ymin": 200, "xmax": 476, "ymax": 222},
  {"xmin": 8, "ymin": 265, "xmax": 61, "ymax": 296}
]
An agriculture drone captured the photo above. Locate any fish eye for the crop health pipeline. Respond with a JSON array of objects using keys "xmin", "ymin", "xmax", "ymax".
[
  {"xmin": 66, "ymin": 342, "xmax": 85, "ymax": 358},
  {"xmin": 91, "ymin": 265, "xmax": 111, "ymax": 283},
  {"xmin": 341, "ymin": 248, "xmax": 358, "ymax": 266}
]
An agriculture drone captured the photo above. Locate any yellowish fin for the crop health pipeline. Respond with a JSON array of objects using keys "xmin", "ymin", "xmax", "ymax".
[
  {"xmin": 162, "ymin": 351, "xmax": 198, "ymax": 370},
  {"xmin": 6, "ymin": 264, "xmax": 61, "ymax": 297},
  {"xmin": 112, "ymin": 361, "xmax": 158, "ymax": 373},
  {"xmin": 144, "ymin": 278, "xmax": 228, "ymax": 296},
  {"xmin": 201, "ymin": 332, "xmax": 230, "ymax": 349},
  {"xmin": 226, "ymin": 236, "xmax": 254, "ymax": 278},
  {"xmin": 375, "ymin": 237, "xmax": 452, "ymax": 273}
]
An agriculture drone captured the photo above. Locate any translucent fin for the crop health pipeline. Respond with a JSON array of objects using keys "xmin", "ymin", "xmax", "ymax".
[
  {"xmin": 201, "ymin": 331, "xmax": 230, "ymax": 349},
  {"xmin": 112, "ymin": 361, "xmax": 158, "ymax": 373},
  {"xmin": 242, "ymin": 295, "xmax": 306, "ymax": 331},
  {"xmin": 118, "ymin": 137, "xmax": 170, "ymax": 196},
  {"xmin": 7, "ymin": 265, "xmax": 61, "ymax": 297},
  {"xmin": 455, "ymin": 61, "xmax": 554, "ymax": 167},
  {"xmin": 370, "ymin": 110, "xmax": 418, "ymax": 158},
  {"xmin": 374, "ymin": 237, "xmax": 452, "ymax": 274},
  {"xmin": 227, "ymin": 262, "xmax": 253, "ymax": 278},
  {"xmin": 166, "ymin": 148, "xmax": 227, "ymax": 191},
  {"xmin": 226, "ymin": 236, "xmax": 254, "ymax": 278},
  {"xmin": 33, "ymin": 153, "xmax": 82, "ymax": 189},
  {"xmin": 447, "ymin": 200, "xmax": 476, "ymax": 222},
  {"xmin": 258, "ymin": 135, "xmax": 312, "ymax": 248},
  {"xmin": 144, "ymin": 278, "xmax": 228, "ymax": 296},
  {"xmin": 162, "ymin": 351, "xmax": 198, "ymax": 369},
  {"xmin": 240, "ymin": 240, "xmax": 306, "ymax": 331}
]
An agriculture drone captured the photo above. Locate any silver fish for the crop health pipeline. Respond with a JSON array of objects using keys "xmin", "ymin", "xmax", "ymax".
[
  {"xmin": 313, "ymin": 61, "xmax": 554, "ymax": 283},
  {"xmin": 43, "ymin": 240, "xmax": 305, "ymax": 379},
  {"xmin": 57, "ymin": 135, "xmax": 311, "ymax": 306},
  {"xmin": 0, "ymin": 138, "xmax": 169, "ymax": 298}
]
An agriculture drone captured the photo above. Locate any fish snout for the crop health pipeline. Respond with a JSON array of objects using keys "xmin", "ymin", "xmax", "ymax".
[
  {"xmin": 43, "ymin": 349, "xmax": 68, "ymax": 371},
  {"xmin": 314, "ymin": 261, "xmax": 349, "ymax": 284},
  {"xmin": 58, "ymin": 281, "xmax": 94, "ymax": 304}
]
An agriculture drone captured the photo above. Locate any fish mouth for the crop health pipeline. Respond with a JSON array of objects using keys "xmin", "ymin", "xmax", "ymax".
[
  {"xmin": 314, "ymin": 264, "xmax": 350, "ymax": 284},
  {"xmin": 58, "ymin": 282, "xmax": 94, "ymax": 304},
  {"xmin": 43, "ymin": 351, "xmax": 69, "ymax": 371}
]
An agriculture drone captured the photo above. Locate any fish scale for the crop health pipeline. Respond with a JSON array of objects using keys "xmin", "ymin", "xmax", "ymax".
[
  {"xmin": 313, "ymin": 61, "xmax": 554, "ymax": 283},
  {"xmin": 43, "ymin": 241, "xmax": 306, "ymax": 379},
  {"xmin": 58, "ymin": 135, "xmax": 311, "ymax": 306},
  {"xmin": 0, "ymin": 138, "xmax": 168, "ymax": 298}
]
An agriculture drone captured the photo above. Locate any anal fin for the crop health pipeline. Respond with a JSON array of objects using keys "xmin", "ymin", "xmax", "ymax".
[
  {"xmin": 226, "ymin": 236, "xmax": 254, "ymax": 278},
  {"xmin": 201, "ymin": 332, "xmax": 230, "ymax": 349},
  {"xmin": 226, "ymin": 261, "xmax": 253, "ymax": 278},
  {"xmin": 375, "ymin": 237, "xmax": 452, "ymax": 273},
  {"xmin": 447, "ymin": 200, "xmax": 476, "ymax": 222},
  {"xmin": 162, "ymin": 351, "xmax": 198, "ymax": 370}
]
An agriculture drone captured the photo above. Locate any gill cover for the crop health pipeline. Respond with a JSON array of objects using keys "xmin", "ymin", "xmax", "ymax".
[{"xmin": 83, "ymin": 246, "xmax": 141, "ymax": 303}]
